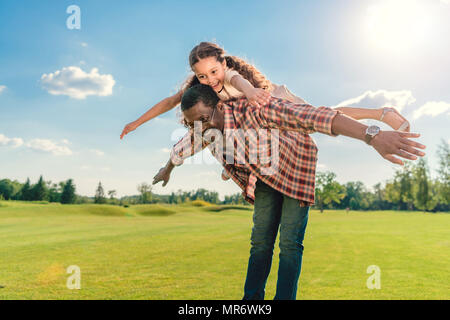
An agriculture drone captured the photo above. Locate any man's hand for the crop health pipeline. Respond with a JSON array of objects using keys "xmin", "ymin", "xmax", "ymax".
[
  {"xmin": 152, "ymin": 166, "xmax": 172, "ymax": 187},
  {"xmin": 221, "ymin": 169, "xmax": 231, "ymax": 181},
  {"xmin": 370, "ymin": 131, "xmax": 426, "ymax": 165}
]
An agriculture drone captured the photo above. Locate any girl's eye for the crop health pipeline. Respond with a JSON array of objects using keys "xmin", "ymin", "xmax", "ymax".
[{"xmin": 198, "ymin": 75, "xmax": 205, "ymax": 79}]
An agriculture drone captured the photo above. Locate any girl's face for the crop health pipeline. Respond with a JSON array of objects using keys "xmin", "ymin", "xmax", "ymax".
[{"xmin": 192, "ymin": 57, "xmax": 227, "ymax": 93}]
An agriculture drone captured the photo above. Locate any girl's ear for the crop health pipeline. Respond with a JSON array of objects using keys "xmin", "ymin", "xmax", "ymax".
[{"xmin": 221, "ymin": 58, "xmax": 227, "ymax": 69}]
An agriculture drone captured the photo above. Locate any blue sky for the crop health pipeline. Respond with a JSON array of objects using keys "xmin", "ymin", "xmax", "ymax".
[{"xmin": 1, "ymin": 0, "xmax": 449, "ymax": 198}]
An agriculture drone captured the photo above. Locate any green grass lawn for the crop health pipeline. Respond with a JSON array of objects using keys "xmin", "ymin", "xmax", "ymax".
[{"xmin": 0, "ymin": 201, "xmax": 449, "ymax": 300}]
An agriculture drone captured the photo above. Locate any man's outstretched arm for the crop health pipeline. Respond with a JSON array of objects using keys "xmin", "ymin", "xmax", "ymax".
[
  {"xmin": 152, "ymin": 129, "xmax": 210, "ymax": 186},
  {"xmin": 258, "ymin": 99, "xmax": 426, "ymax": 165},
  {"xmin": 330, "ymin": 113, "xmax": 425, "ymax": 165}
]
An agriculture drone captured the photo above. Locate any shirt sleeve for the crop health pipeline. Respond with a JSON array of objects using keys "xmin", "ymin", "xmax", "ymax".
[
  {"xmin": 169, "ymin": 130, "xmax": 209, "ymax": 166},
  {"xmin": 258, "ymin": 97, "xmax": 340, "ymax": 136},
  {"xmin": 224, "ymin": 68, "xmax": 240, "ymax": 85}
]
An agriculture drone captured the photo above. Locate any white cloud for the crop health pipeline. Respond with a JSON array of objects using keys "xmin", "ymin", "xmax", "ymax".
[
  {"xmin": 40, "ymin": 66, "xmax": 115, "ymax": 99},
  {"xmin": 440, "ymin": 0, "xmax": 450, "ymax": 4},
  {"xmin": 80, "ymin": 165, "xmax": 111, "ymax": 172},
  {"xmin": 1, "ymin": 134, "xmax": 73, "ymax": 155},
  {"xmin": 90, "ymin": 149, "xmax": 105, "ymax": 156},
  {"xmin": 161, "ymin": 148, "xmax": 171, "ymax": 153},
  {"xmin": 334, "ymin": 89, "xmax": 416, "ymax": 112},
  {"xmin": 0, "ymin": 134, "xmax": 24, "ymax": 148},
  {"xmin": 81, "ymin": 42, "xmax": 88, "ymax": 47},
  {"xmin": 413, "ymin": 101, "xmax": 450, "ymax": 119},
  {"xmin": 25, "ymin": 138, "xmax": 73, "ymax": 156},
  {"xmin": 0, "ymin": 85, "xmax": 6, "ymax": 94},
  {"xmin": 317, "ymin": 163, "xmax": 328, "ymax": 170}
]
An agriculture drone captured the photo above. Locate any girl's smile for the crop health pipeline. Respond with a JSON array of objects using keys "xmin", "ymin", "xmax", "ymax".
[{"xmin": 192, "ymin": 56, "xmax": 227, "ymax": 93}]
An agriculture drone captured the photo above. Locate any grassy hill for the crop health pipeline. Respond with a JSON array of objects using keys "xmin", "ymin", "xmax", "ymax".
[{"xmin": 0, "ymin": 201, "xmax": 448, "ymax": 299}]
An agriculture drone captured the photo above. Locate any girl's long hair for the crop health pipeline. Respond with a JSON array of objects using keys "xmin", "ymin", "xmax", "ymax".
[{"xmin": 182, "ymin": 41, "xmax": 272, "ymax": 92}]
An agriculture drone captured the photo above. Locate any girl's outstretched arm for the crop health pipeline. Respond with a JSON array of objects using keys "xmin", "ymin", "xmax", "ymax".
[
  {"xmin": 334, "ymin": 106, "xmax": 410, "ymax": 132},
  {"xmin": 230, "ymin": 74, "xmax": 270, "ymax": 108},
  {"xmin": 120, "ymin": 90, "xmax": 183, "ymax": 139}
]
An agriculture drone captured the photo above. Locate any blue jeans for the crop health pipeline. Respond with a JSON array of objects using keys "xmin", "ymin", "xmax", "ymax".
[{"xmin": 243, "ymin": 180, "xmax": 309, "ymax": 300}]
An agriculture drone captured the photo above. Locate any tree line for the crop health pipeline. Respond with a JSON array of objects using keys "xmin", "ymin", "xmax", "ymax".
[
  {"xmin": 0, "ymin": 176, "xmax": 77, "ymax": 204},
  {"xmin": 314, "ymin": 140, "xmax": 449, "ymax": 212},
  {"xmin": 0, "ymin": 178, "xmax": 248, "ymax": 206},
  {"xmin": 1, "ymin": 140, "xmax": 448, "ymax": 211}
]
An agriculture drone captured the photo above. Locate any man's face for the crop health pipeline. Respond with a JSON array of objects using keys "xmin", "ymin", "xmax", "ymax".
[{"xmin": 183, "ymin": 101, "xmax": 224, "ymax": 133}]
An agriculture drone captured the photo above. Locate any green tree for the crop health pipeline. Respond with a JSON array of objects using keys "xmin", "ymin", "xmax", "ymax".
[
  {"xmin": 384, "ymin": 180, "xmax": 401, "ymax": 208},
  {"xmin": 315, "ymin": 171, "xmax": 346, "ymax": 213},
  {"xmin": 436, "ymin": 139, "xmax": 450, "ymax": 209},
  {"xmin": 46, "ymin": 181, "xmax": 62, "ymax": 203},
  {"xmin": 372, "ymin": 182, "xmax": 389, "ymax": 210},
  {"xmin": 107, "ymin": 190, "xmax": 117, "ymax": 200},
  {"xmin": 169, "ymin": 192, "xmax": 177, "ymax": 204},
  {"xmin": 94, "ymin": 182, "xmax": 106, "ymax": 204},
  {"xmin": 61, "ymin": 179, "xmax": 77, "ymax": 204},
  {"xmin": 384, "ymin": 163, "xmax": 414, "ymax": 210},
  {"xmin": 31, "ymin": 175, "xmax": 48, "ymax": 201},
  {"xmin": 341, "ymin": 181, "xmax": 366, "ymax": 210},
  {"xmin": 20, "ymin": 178, "xmax": 33, "ymax": 201},
  {"xmin": 399, "ymin": 162, "xmax": 414, "ymax": 210},
  {"xmin": 137, "ymin": 183, "xmax": 152, "ymax": 204},
  {"xmin": 9, "ymin": 180, "xmax": 23, "ymax": 200},
  {"xmin": 0, "ymin": 179, "xmax": 14, "ymax": 200},
  {"xmin": 412, "ymin": 158, "xmax": 436, "ymax": 211}
]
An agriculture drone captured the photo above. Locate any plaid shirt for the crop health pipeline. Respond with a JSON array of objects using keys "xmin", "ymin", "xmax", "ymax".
[{"xmin": 170, "ymin": 97, "xmax": 339, "ymax": 206}]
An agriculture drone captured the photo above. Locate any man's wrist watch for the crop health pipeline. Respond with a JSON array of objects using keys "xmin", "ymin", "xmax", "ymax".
[{"xmin": 365, "ymin": 125, "xmax": 381, "ymax": 145}]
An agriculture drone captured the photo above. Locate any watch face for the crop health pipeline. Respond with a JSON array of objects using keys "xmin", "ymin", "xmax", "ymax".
[{"xmin": 368, "ymin": 125, "xmax": 380, "ymax": 135}]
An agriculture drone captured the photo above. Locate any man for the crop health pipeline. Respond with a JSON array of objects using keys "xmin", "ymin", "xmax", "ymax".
[{"xmin": 152, "ymin": 84, "xmax": 425, "ymax": 300}]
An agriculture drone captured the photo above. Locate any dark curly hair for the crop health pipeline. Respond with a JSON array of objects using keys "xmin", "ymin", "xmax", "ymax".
[
  {"xmin": 181, "ymin": 84, "xmax": 219, "ymax": 112},
  {"xmin": 182, "ymin": 41, "xmax": 272, "ymax": 92}
]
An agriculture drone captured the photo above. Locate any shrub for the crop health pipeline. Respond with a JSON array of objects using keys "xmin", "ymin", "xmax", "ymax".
[
  {"xmin": 188, "ymin": 200, "xmax": 213, "ymax": 207},
  {"xmin": 133, "ymin": 205, "xmax": 176, "ymax": 216}
]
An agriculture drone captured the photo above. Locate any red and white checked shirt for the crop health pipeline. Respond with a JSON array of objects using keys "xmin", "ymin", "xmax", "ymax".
[{"xmin": 170, "ymin": 97, "xmax": 339, "ymax": 206}]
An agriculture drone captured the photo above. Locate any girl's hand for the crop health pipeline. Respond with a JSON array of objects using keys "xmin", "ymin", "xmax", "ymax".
[
  {"xmin": 380, "ymin": 107, "xmax": 410, "ymax": 132},
  {"xmin": 246, "ymin": 88, "xmax": 270, "ymax": 108},
  {"xmin": 152, "ymin": 166, "xmax": 171, "ymax": 187},
  {"xmin": 120, "ymin": 121, "xmax": 140, "ymax": 139}
]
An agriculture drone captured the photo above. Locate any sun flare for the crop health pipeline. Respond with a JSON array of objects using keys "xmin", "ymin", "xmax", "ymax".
[{"xmin": 366, "ymin": 0, "xmax": 432, "ymax": 54}]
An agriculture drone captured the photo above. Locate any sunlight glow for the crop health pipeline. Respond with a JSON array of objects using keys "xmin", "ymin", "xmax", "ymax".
[{"xmin": 366, "ymin": 0, "xmax": 432, "ymax": 54}]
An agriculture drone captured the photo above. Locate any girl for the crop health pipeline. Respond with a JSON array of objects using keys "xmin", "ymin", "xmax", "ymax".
[{"xmin": 120, "ymin": 41, "xmax": 410, "ymax": 140}]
